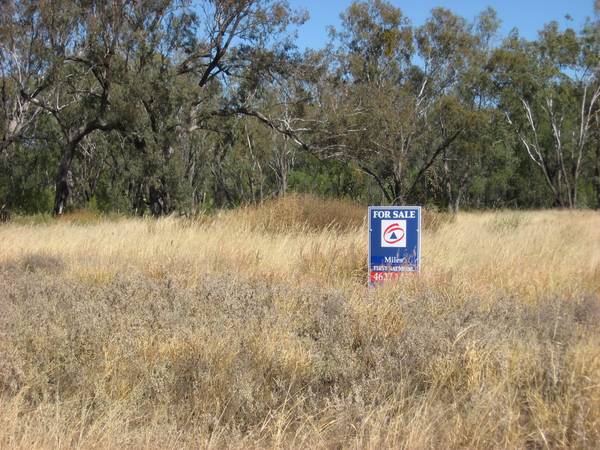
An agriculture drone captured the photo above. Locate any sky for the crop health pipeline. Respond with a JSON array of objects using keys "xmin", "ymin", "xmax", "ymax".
[{"xmin": 287, "ymin": 0, "xmax": 596, "ymax": 49}]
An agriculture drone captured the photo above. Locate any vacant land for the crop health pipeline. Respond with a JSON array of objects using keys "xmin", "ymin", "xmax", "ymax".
[{"xmin": 1, "ymin": 196, "xmax": 599, "ymax": 449}]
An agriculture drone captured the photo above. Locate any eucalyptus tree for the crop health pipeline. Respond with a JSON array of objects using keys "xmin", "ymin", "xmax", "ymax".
[
  {"xmin": 436, "ymin": 7, "xmax": 510, "ymax": 212},
  {"xmin": 0, "ymin": 0, "xmax": 59, "ymax": 154},
  {"xmin": 4, "ymin": 0, "xmax": 162, "ymax": 215},
  {"xmin": 586, "ymin": 4, "xmax": 600, "ymax": 207},
  {"xmin": 1, "ymin": 0, "xmax": 307, "ymax": 215},
  {"xmin": 330, "ymin": 1, "xmax": 474, "ymax": 205},
  {"xmin": 492, "ymin": 22, "xmax": 600, "ymax": 208},
  {"xmin": 121, "ymin": 0, "xmax": 309, "ymax": 213},
  {"xmin": 237, "ymin": 49, "xmax": 332, "ymax": 197}
]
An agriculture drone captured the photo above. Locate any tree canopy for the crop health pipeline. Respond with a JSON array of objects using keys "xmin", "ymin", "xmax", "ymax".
[{"xmin": 1, "ymin": 0, "xmax": 599, "ymax": 215}]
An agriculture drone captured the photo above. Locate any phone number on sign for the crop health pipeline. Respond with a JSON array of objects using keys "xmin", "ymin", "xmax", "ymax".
[
  {"xmin": 369, "ymin": 271, "xmax": 417, "ymax": 282},
  {"xmin": 370, "ymin": 271, "xmax": 400, "ymax": 282}
]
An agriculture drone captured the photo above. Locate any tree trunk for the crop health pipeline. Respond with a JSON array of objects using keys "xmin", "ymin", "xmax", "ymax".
[
  {"xmin": 443, "ymin": 150, "xmax": 455, "ymax": 213},
  {"xmin": 451, "ymin": 196, "xmax": 459, "ymax": 214},
  {"xmin": 279, "ymin": 167, "xmax": 288, "ymax": 196},
  {"xmin": 53, "ymin": 144, "xmax": 76, "ymax": 215},
  {"xmin": 391, "ymin": 164, "xmax": 406, "ymax": 205},
  {"xmin": 392, "ymin": 181, "xmax": 405, "ymax": 205},
  {"xmin": 453, "ymin": 182, "xmax": 467, "ymax": 214},
  {"xmin": 273, "ymin": 137, "xmax": 290, "ymax": 197},
  {"xmin": 595, "ymin": 137, "xmax": 600, "ymax": 209},
  {"xmin": 360, "ymin": 164, "xmax": 393, "ymax": 204}
]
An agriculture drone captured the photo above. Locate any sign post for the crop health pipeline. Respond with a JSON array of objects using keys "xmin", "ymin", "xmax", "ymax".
[{"xmin": 368, "ymin": 206, "xmax": 421, "ymax": 284}]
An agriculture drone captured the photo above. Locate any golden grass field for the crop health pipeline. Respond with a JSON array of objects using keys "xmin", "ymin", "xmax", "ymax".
[{"xmin": 1, "ymin": 195, "xmax": 599, "ymax": 449}]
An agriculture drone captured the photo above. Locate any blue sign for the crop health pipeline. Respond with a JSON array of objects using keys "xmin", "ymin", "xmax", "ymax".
[{"xmin": 368, "ymin": 206, "xmax": 421, "ymax": 283}]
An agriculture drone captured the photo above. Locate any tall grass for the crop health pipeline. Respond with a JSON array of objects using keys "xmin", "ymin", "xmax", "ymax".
[{"xmin": 0, "ymin": 196, "xmax": 599, "ymax": 448}]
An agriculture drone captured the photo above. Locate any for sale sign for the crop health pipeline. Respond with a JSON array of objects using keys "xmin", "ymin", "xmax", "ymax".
[{"xmin": 368, "ymin": 206, "xmax": 421, "ymax": 283}]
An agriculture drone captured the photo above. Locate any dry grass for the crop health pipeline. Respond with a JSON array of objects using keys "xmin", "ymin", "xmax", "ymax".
[{"xmin": 0, "ymin": 196, "xmax": 599, "ymax": 449}]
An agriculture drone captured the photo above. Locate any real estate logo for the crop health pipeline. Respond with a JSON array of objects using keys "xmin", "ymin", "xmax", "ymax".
[{"xmin": 381, "ymin": 219, "xmax": 406, "ymax": 248}]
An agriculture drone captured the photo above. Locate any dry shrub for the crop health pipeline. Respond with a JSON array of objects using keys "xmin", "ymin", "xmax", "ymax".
[
  {"xmin": 422, "ymin": 208, "xmax": 456, "ymax": 232},
  {"xmin": 54, "ymin": 209, "xmax": 123, "ymax": 225},
  {"xmin": 486, "ymin": 211, "xmax": 528, "ymax": 233},
  {"xmin": 0, "ymin": 265, "xmax": 599, "ymax": 449},
  {"xmin": 56, "ymin": 209, "xmax": 104, "ymax": 225},
  {"xmin": 229, "ymin": 194, "xmax": 366, "ymax": 233},
  {"xmin": 0, "ymin": 252, "xmax": 65, "ymax": 274},
  {"xmin": 296, "ymin": 238, "xmax": 367, "ymax": 281}
]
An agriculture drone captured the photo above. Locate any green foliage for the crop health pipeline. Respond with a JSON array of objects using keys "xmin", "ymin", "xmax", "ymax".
[
  {"xmin": 0, "ymin": 141, "xmax": 58, "ymax": 214},
  {"xmin": 0, "ymin": 0, "xmax": 598, "ymax": 214}
]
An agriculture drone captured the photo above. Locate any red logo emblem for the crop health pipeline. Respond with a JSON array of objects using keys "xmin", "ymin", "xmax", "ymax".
[{"xmin": 383, "ymin": 223, "xmax": 405, "ymax": 244}]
